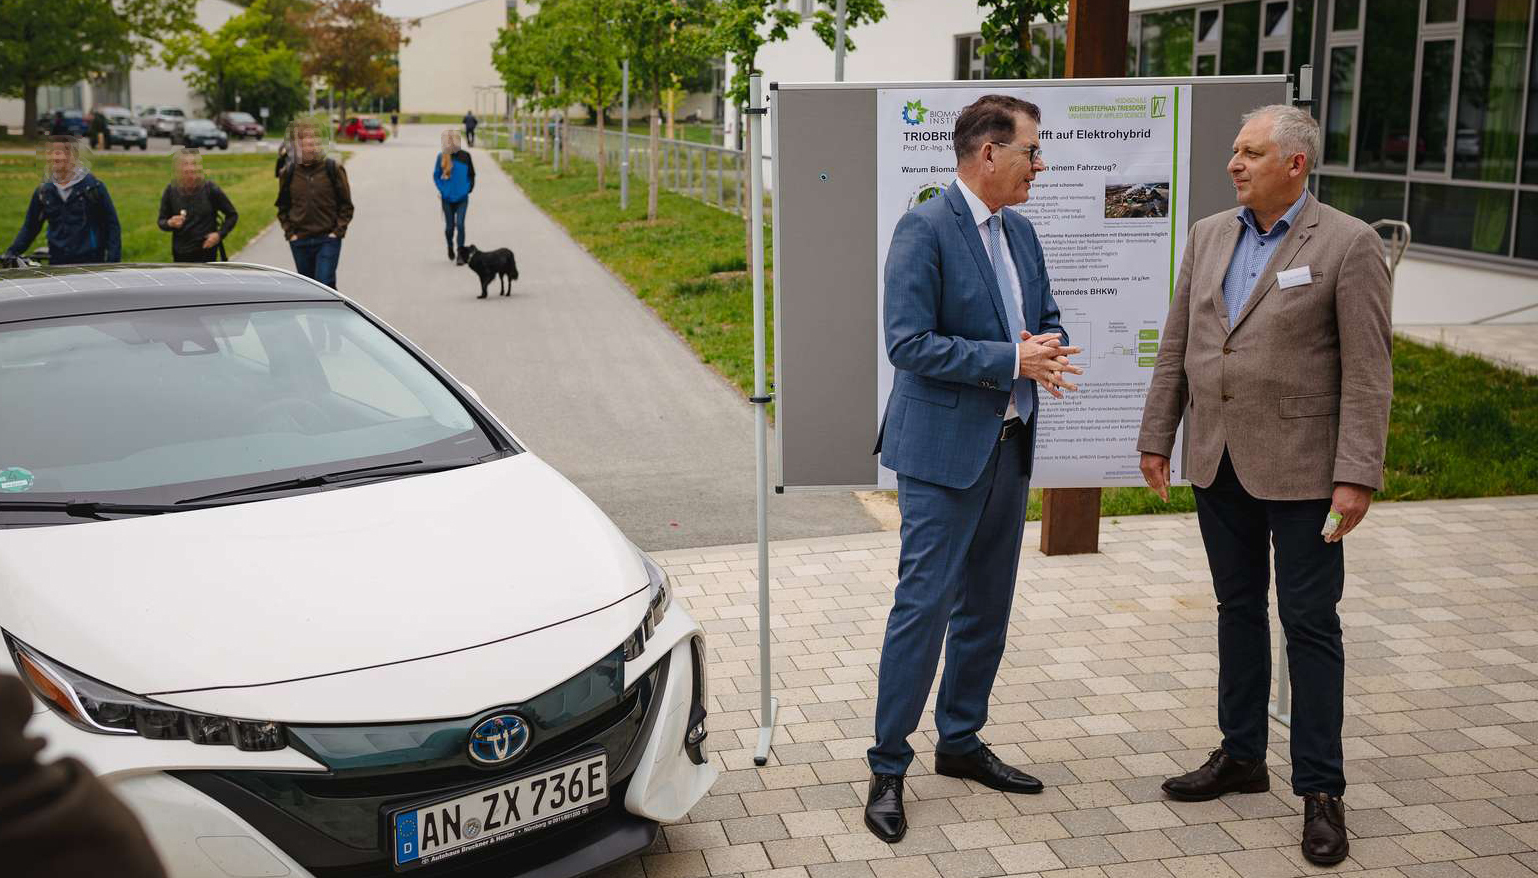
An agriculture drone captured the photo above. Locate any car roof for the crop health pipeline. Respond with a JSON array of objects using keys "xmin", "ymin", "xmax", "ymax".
[{"xmin": 0, "ymin": 263, "xmax": 341, "ymax": 325}]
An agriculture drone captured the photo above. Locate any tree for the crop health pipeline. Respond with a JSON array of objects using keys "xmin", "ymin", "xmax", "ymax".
[
  {"xmin": 540, "ymin": 0, "xmax": 624, "ymax": 191},
  {"xmin": 712, "ymin": 0, "xmax": 800, "ymax": 265},
  {"xmin": 619, "ymin": 0, "xmax": 717, "ymax": 220},
  {"xmin": 808, "ymin": 0, "xmax": 887, "ymax": 61},
  {"xmin": 163, "ymin": 0, "xmax": 307, "ymax": 129},
  {"xmin": 301, "ymin": 0, "xmax": 407, "ymax": 121},
  {"xmin": 0, "ymin": 0, "xmax": 197, "ymax": 141},
  {"xmin": 975, "ymin": 0, "xmax": 1067, "ymax": 79}
]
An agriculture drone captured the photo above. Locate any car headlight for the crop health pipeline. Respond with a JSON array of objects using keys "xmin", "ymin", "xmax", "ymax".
[
  {"xmin": 623, "ymin": 551, "xmax": 672, "ymax": 661},
  {"xmin": 5, "ymin": 633, "xmax": 287, "ymax": 751}
]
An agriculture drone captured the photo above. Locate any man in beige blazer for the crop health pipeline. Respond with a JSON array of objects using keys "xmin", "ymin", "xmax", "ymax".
[{"xmin": 1137, "ymin": 104, "xmax": 1392, "ymax": 866}]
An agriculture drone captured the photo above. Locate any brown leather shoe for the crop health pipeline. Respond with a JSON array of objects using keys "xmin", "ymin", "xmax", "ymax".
[
  {"xmin": 1161, "ymin": 748, "xmax": 1270, "ymax": 801},
  {"xmin": 1301, "ymin": 792, "xmax": 1349, "ymax": 865}
]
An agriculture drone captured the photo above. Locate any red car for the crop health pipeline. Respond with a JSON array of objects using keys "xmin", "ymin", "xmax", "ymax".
[
  {"xmin": 215, "ymin": 111, "xmax": 265, "ymax": 139},
  {"xmin": 338, "ymin": 116, "xmax": 387, "ymax": 142}
]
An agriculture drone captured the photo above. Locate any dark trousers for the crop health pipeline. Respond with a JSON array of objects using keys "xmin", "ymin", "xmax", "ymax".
[
  {"xmin": 173, "ymin": 247, "xmax": 218, "ymax": 263},
  {"xmin": 442, "ymin": 199, "xmax": 468, "ymax": 253},
  {"xmin": 869, "ymin": 427, "xmax": 1030, "ymax": 776},
  {"xmin": 465, "ymin": 128, "xmax": 476, "ymax": 147},
  {"xmin": 1193, "ymin": 450, "xmax": 1346, "ymax": 796},
  {"xmin": 289, "ymin": 235, "xmax": 342, "ymax": 289}
]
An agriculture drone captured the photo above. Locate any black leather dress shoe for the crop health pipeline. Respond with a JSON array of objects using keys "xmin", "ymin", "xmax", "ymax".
[
  {"xmin": 934, "ymin": 744, "xmax": 1044, "ymax": 794},
  {"xmin": 1161, "ymin": 748, "xmax": 1270, "ymax": 801},
  {"xmin": 1301, "ymin": 792, "xmax": 1349, "ymax": 865},
  {"xmin": 864, "ymin": 773, "xmax": 907, "ymax": 843}
]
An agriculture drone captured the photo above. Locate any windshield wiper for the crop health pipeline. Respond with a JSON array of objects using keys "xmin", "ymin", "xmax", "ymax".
[
  {"xmin": 176, "ymin": 457, "xmax": 484, "ymax": 505},
  {"xmin": 0, "ymin": 501, "xmax": 203, "ymax": 520}
]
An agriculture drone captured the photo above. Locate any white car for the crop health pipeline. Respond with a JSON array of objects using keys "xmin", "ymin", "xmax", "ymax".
[{"xmin": 0, "ymin": 263, "xmax": 716, "ymax": 876}]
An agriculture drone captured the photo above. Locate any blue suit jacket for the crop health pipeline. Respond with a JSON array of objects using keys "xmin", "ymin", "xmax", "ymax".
[{"xmin": 876, "ymin": 183, "xmax": 1067, "ymax": 489}]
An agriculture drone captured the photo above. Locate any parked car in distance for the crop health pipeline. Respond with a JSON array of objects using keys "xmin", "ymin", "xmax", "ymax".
[
  {"xmin": 171, "ymin": 118, "xmax": 229, "ymax": 150},
  {"xmin": 36, "ymin": 109, "xmax": 89, "ymax": 138},
  {"xmin": 0, "ymin": 263, "xmax": 717, "ymax": 878},
  {"xmin": 216, "ymin": 110, "xmax": 266, "ymax": 140},
  {"xmin": 97, "ymin": 107, "xmax": 148, "ymax": 150},
  {"xmin": 140, "ymin": 105, "xmax": 187, "ymax": 137},
  {"xmin": 338, "ymin": 115, "xmax": 388, "ymax": 142}
]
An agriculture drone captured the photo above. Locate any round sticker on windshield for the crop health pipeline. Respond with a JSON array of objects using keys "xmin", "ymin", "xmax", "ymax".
[{"xmin": 0, "ymin": 467, "xmax": 34, "ymax": 493}]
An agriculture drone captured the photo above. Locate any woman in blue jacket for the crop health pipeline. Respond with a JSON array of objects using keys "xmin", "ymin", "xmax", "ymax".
[
  {"xmin": 4, "ymin": 137, "xmax": 122, "ymax": 266},
  {"xmin": 434, "ymin": 130, "xmax": 475, "ymax": 263}
]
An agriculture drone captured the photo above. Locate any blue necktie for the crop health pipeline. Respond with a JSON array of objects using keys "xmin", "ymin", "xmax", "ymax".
[{"xmin": 988, "ymin": 214, "xmax": 1033, "ymax": 420}]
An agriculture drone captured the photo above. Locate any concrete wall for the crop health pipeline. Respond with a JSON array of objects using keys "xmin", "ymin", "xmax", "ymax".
[{"xmin": 399, "ymin": 0, "xmax": 507, "ymax": 116}]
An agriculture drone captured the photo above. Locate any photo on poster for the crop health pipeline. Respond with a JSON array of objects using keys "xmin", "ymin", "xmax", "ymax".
[{"xmin": 1104, "ymin": 180, "xmax": 1170, "ymax": 218}]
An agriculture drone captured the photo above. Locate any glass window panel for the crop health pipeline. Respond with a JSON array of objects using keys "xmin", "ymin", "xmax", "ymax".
[
  {"xmin": 1415, "ymin": 39, "xmax": 1457, "ymax": 171},
  {"xmin": 1425, "ymin": 0, "xmax": 1459, "ymax": 22},
  {"xmin": 1454, "ymin": 0, "xmax": 1530, "ymax": 183},
  {"xmin": 1410, "ymin": 182, "xmax": 1513, "ymax": 253},
  {"xmin": 1199, "ymin": 8, "xmax": 1222, "ymax": 42},
  {"xmin": 1527, "ymin": 2, "xmax": 1538, "ymax": 183},
  {"xmin": 1325, "ymin": 46, "xmax": 1357, "ymax": 163},
  {"xmin": 1318, "ymin": 175, "xmax": 1406, "ymax": 221},
  {"xmin": 1222, "ymin": 1, "xmax": 1261, "ymax": 73},
  {"xmin": 1516, "ymin": 192, "xmax": 1538, "ymax": 261},
  {"xmin": 1027, "ymin": 27, "xmax": 1053, "ymax": 79},
  {"xmin": 1265, "ymin": 1, "xmax": 1291, "ymax": 35},
  {"xmin": 1263, "ymin": 49, "xmax": 1288, "ymax": 73},
  {"xmin": 1128, "ymin": 17, "xmax": 1140, "ymax": 75},
  {"xmin": 1140, "ymin": 9, "xmax": 1196, "ymax": 76},
  {"xmin": 1355, "ymin": 0, "xmax": 1417, "ymax": 173},
  {"xmin": 1198, "ymin": 54, "xmax": 1218, "ymax": 74},
  {"xmin": 1334, "ymin": 0, "xmax": 1361, "ymax": 29},
  {"xmin": 1051, "ymin": 24, "xmax": 1067, "ymax": 78},
  {"xmin": 1290, "ymin": 0, "xmax": 1315, "ymax": 82}
]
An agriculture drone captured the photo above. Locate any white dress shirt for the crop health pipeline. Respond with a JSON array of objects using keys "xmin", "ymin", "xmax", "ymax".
[{"xmin": 955, "ymin": 178, "xmax": 1025, "ymax": 420}]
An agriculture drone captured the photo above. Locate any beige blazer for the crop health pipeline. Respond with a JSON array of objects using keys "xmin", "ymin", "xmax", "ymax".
[{"xmin": 1137, "ymin": 192, "xmax": 1393, "ymax": 500}]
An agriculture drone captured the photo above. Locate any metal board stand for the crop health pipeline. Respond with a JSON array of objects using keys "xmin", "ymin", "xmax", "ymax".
[
  {"xmin": 748, "ymin": 74, "xmax": 778, "ymax": 766},
  {"xmin": 1268, "ymin": 636, "xmax": 1292, "ymax": 727}
]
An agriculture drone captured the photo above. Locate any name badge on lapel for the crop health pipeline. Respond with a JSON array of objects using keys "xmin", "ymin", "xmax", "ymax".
[{"xmin": 1276, "ymin": 266, "xmax": 1312, "ymax": 289}]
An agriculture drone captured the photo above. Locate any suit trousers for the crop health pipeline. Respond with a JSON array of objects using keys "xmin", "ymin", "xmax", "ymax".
[
  {"xmin": 1193, "ymin": 450, "xmax": 1346, "ymax": 796},
  {"xmin": 868, "ymin": 426, "xmax": 1030, "ymax": 776}
]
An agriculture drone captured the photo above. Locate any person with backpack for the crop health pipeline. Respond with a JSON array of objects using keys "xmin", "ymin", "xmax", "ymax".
[
  {"xmin": 275, "ymin": 121, "xmax": 353, "ymax": 289},
  {"xmin": 157, "ymin": 148, "xmax": 238, "ymax": 263},
  {"xmin": 434, "ymin": 130, "xmax": 475, "ymax": 263},
  {"xmin": 462, "ymin": 110, "xmax": 478, "ymax": 147},
  {"xmin": 3, "ymin": 136, "xmax": 121, "ymax": 266}
]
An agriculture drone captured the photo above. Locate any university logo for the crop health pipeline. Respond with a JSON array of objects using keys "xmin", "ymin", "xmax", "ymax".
[
  {"xmin": 1150, "ymin": 95, "xmax": 1168, "ymax": 118},
  {"xmin": 901, "ymin": 100, "xmax": 928, "ymax": 125}
]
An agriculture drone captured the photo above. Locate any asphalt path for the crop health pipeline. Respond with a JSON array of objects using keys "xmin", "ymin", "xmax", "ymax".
[{"xmin": 233, "ymin": 124, "xmax": 877, "ymax": 551}]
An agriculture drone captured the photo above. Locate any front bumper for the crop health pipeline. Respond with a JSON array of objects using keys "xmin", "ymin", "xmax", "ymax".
[{"xmin": 78, "ymin": 621, "xmax": 715, "ymax": 878}]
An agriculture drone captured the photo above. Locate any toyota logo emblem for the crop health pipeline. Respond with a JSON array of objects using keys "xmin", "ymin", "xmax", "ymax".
[{"xmin": 467, "ymin": 713, "xmax": 531, "ymax": 766}]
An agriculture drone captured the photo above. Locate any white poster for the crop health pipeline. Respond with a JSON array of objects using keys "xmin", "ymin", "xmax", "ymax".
[{"xmin": 875, "ymin": 84, "xmax": 1192, "ymax": 489}]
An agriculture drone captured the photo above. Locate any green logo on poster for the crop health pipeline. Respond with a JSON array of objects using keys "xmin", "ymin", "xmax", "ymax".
[
  {"xmin": 901, "ymin": 100, "xmax": 928, "ymax": 125},
  {"xmin": 1150, "ymin": 95, "xmax": 1168, "ymax": 118}
]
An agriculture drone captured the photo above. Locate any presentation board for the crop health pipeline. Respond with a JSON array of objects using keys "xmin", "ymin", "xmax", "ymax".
[{"xmin": 771, "ymin": 75, "xmax": 1289, "ymax": 491}]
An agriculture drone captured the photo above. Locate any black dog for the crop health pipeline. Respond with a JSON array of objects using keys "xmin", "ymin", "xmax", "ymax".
[{"xmin": 462, "ymin": 245, "xmax": 519, "ymax": 298}]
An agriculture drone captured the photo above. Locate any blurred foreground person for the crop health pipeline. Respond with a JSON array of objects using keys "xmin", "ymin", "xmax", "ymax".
[
  {"xmin": 3, "ymin": 136, "xmax": 121, "ymax": 266},
  {"xmin": 158, "ymin": 148, "xmax": 238, "ymax": 263}
]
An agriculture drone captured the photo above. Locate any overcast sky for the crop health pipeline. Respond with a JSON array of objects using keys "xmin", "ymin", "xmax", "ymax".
[{"xmin": 377, "ymin": 0, "xmax": 483, "ymax": 19}]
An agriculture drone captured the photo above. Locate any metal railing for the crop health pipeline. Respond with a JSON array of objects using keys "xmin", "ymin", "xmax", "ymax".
[
  {"xmin": 510, "ymin": 118, "xmax": 749, "ymax": 217},
  {"xmin": 1372, "ymin": 220, "xmax": 1412, "ymax": 275}
]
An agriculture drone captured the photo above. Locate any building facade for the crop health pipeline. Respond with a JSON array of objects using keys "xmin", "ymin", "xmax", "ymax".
[{"xmin": 397, "ymin": 0, "xmax": 514, "ymax": 117}]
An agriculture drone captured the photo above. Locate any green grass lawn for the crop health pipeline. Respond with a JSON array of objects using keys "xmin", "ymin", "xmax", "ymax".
[
  {"xmin": 0, "ymin": 152, "xmax": 281, "ymax": 262},
  {"xmin": 503, "ymin": 151, "xmax": 1538, "ymax": 518}
]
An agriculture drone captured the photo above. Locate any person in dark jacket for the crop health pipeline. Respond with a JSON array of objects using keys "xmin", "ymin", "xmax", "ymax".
[
  {"xmin": 1, "ymin": 675, "xmax": 167, "ymax": 878},
  {"xmin": 434, "ymin": 130, "xmax": 475, "ymax": 263},
  {"xmin": 274, "ymin": 140, "xmax": 291, "ymax": 178},
  {"xmin": 3, "ymin": 136, "xmax": 122, "ymax": 266},
  {"xmin": 49, "ymin": 111, "xmax": 67, "ymax": 135},
  {"xmin": 276, "ymin": 120, "xmax": 353, "ymax": 289},
  {"xmin": 158, "ymin": 149, "xmax": 238, "ymax": 263},
  {"xmin": 462, "ymin": 110, "xmax": 478, "ymax": 147}
]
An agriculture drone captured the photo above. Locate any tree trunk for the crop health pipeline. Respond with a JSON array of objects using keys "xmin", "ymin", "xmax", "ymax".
[
  {"xmin": 22, "ymin": 80, "xmax": 39, "ymax": 143},
  {"xmin": 647, "ymin": 99, "xmax": 660, "ymax": 222},
  {"xmin": 596, "ymin": 104, "xmax": 607, "ymax": 192}
]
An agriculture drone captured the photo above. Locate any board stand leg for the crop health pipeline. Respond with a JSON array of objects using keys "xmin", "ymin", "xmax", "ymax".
[
  {"xmin": 748, "ymin": 74, "xmax": 778, "ymax": 769},
  {"xmin": 753, "ymin": 697, "xmax": 779, "ymax": 766},
  {"xmin": 1268, "ymin": 635, "xmax": 1292, "ymax": 727}
]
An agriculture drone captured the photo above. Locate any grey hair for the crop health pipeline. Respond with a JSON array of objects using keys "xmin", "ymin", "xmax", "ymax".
[{"xmin": 1242, "ymin": 104, "xmax": 1320, "ymax": 172}]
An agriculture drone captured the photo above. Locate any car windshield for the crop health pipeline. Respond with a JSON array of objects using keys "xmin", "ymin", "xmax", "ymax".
[
  {"xmin": 186, "ymin": 120, "xmax": 217, "ymax": 131},
  {"xmin": 164, "ymin": 108, "xmax": 185, "ymax": 118},
  {"xmin": 229, "ymin": 112, "xmax": 255, "ymax": 123},
  {"xmin": 106, "ymin": 114, "xmax": 134, "ymax": 125},
  {"xmin": 0, "ymin": 302, "xmax": 505, "ymax": 505},
  {"xmin": 363, "ymin": 119, "xmax": 381, "ymax": 128}
]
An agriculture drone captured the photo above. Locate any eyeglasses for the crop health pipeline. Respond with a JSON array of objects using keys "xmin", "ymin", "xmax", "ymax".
[{"xmin": 991, "ymin": 141, "xmax": 1044, "ymax": 164}]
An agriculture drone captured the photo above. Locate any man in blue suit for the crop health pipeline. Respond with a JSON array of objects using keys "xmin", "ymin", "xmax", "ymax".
[{"xmin": 866, "ymin": 95, "xmax": 1081, "ymax": 843}]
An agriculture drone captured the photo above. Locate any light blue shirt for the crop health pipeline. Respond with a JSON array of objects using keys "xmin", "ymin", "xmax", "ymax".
[
  {"xmin": 1222, "ymin": 189, "xmax": 1309, "ymax": 327},
  {"xmin": 955, "ymin": 178, "xmax": 1027, "ymax": 419}
]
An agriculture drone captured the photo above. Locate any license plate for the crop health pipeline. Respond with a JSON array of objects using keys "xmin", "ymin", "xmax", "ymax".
[{"xmin": 391, "ymin": 751, "xmax": 607, "ymax": 870}]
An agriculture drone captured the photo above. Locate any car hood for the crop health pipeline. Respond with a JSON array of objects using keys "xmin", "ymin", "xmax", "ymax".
[{"xmin": 0, "ymin": 454, "xmax": 647, "ymax": 697}]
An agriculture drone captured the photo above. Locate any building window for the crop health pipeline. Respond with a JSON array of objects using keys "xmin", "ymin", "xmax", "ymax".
[
  {"xmin": 1290, "ymin": 0, "xmax": 1315, "ymax": 83},
  {"xmin": 1318, "ymin": 175, "xmax": 1405, "ymax": 222},
  {"xmin": 1517, "ymin": 192, "xmax": 1538, "ymax": 259},
  {"xmin": 1333, "ymin": 0, "xmax": 1361, "ymax": 30},
  {"xmin": 1140, "ymin": 8, "xmax": 1196, "ymax": 76},
  {"xmin": 1029, "ymin": 23, "xmax": 1067, "ymax": 78},
  {"xmin": 1414, "ymin": 38, "xmax": 1457, "ymax": 172},
  {"xmin": 1452, "ymin": 0, "xmax": 1529, "ymax": 184},
  {"xmin": 955, "ymin": 34, "xmax": 987, "ymax": 80},
  {"xmin": 1222, "ymin": 1, "xmax": 1261, "ymax": 74},
  {"xmin": 1324, "ymin": 46, "xmax": 1357, "ymax": 164},
  {"xmin": 1425, "ymin": 0, "xmax": 1459, "ymax": 23},
  {"xmin": 1410, "ymin": 182, "xmax": 1513, "ymax": 254},
  {"xmin": 1354, "ymin": 0, "xmax": 1415, "ymax": 173},
  {"xmin": 1526, "ymin": 4, "xmax": 1538, "ymax": 185}
]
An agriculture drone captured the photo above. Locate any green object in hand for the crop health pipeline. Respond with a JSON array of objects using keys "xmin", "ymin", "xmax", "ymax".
[{"xmin": 1320, "ymin": 509, "xmax": 1343, "ymax": 538}]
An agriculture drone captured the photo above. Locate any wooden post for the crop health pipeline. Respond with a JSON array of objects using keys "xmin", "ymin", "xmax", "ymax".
[{"xmin": 1039, "ymin": 0, "xmax": 1130, "ymax": 557}]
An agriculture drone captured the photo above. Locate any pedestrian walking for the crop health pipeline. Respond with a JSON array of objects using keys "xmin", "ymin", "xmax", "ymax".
[
  {"xmin": 49, "ymin": 111, "xmax": 67, "ymax": 136},
  {"xmin": 275, "ymin": 120, "xmax": 353, "ymax": 289},
  {"xmin": 3, "ymin": 136, "xmax": 121, "ymax": 266},
  {"xmin": 390, "ymin": 111, "xmax": 399, "ymax": 138},
  {"xmin": 274, "ymin": 140, "xmax": 291, "ymax": 178},
  {"xmin": 157, "ymin": 148, "xmax": 238, "ymax": 263},
  {"xmin": 462, "ymin": 110, "xmax": 478, "ymax": 147},
  {"xmin": 1138, "ymin": 105, "xmax": 1392, "ymax": 866},
  {"xmin": 434, "ymin": 130, "xmax": 475, "ymax": 263}
]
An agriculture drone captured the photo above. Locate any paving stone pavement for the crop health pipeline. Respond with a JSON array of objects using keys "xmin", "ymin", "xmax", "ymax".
[{"xmin": 617, "ymin": 495, "xmax": 1538, "ymax": 878}]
